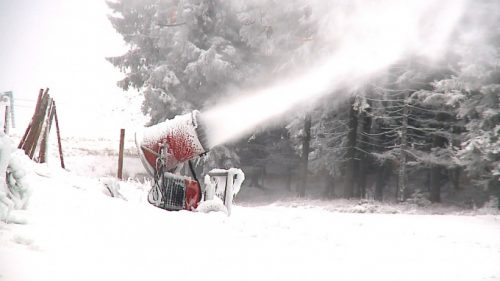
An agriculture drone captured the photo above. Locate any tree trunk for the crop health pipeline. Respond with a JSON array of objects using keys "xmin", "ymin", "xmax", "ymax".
[
  {"xmin": 323, "ymin": 170, "xmax": 335, "ymax": 198},
  {"xmin": 298, "ymin": 114, "xmax": 312, "ymax": 198},
  {"xmin": 429, "ymin": 166, "xmax": 442, "ymax": 203},
  {"xmin": 494, "ymin": 178, "xmax": 500, "ymax": 210},
  {"xmin": 375, "ymin": 161, "xmax": 390, "ymax": 201},
  {"xmin": 285, "ymin": 167, "xmax": 292, "ymax": 191},
  {"xmin": 345, "ymin": 99, "xmax": 359, "ymax": 198},
  {"xmin": 448, "ymin": 167, "xmax": 461, "ymax": 190},
  {"xmin": 356, "ymin": 111, "xmax": 372, "ymax": 199},
  {"xmin": 429, "ymin": 135, "xmax": 446, "ymax": 203},
  {"xmin": 398, "ymin": 100, "xmax": 408, "ymax": 202},
  {"xmin": 370, "ymin": 106, "xmax": 388, "ymax": 201}
]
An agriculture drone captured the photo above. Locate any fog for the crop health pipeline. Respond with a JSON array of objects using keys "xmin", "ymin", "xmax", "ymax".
[{"xmin": 201, "ymin": 0, "xmax": 468, "ymax": 147}]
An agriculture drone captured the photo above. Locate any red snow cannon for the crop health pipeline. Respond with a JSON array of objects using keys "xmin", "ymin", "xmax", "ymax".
[{"xmin": 135, "ymin": 110, "xmax": 210, "ymax": 211}]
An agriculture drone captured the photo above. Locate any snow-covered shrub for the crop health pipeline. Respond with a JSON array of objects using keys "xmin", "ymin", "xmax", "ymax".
[
  {"xmin": 99, "ymin": 177, "xmax": 151, "ymax": 202},
  {"xmin": 100, "ymin": 177, "xmax": 125, "ymax": 199},
  {"xmin": 6, "ymin": 150, "xmax": 32, "ymax": 209},
  {"xmin": 477, "ymin": 196, "xmax": 500, "ymax": 215},
  {"xmin": 406, "ymin": 190, "xmax": 432, "ymax": 207},
  {"xmin": 0, "ymin": 133, "xmax": 13, "ymax": 221},
  {"xmin": 0, "ymin": 133, "xmax": 32, "ymax": 223}
]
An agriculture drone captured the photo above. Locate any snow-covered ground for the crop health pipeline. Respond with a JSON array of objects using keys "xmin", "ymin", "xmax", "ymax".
[
  {"xmin": 51, "ymin": 135, "xmax": 146, "ymax": 180},
  {"xmin": 1, "ymin": 153, "xmax": 500, "ymax": 281},
  {"xmin": 1, "ymin": 133, "xmax": 500, "ymax": 281}
]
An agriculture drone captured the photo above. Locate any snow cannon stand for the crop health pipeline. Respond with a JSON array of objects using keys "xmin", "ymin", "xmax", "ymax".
[
  {"xmin": 198, "ymin": 168, "xmax": 245, "ymax": 215},
  {"xmin": 135, "ymin": 111, "xmax": 244, "ymax": 214},
  {"xmin": 147, "ymin": 171, "xmax": 202, "ymax": 211}
]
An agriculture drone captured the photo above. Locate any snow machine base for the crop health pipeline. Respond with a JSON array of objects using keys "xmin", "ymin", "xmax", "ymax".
[
  {"xmin": 198, "ymin": 168, "xmax": 245, "ymax": 215},
  {"xmin": 148, "ymin": 172, "xmax": 201, "ymax": 211},
  {"xmin": 146, "ymin": 168, "xmax": 245, "ymax": 215}
]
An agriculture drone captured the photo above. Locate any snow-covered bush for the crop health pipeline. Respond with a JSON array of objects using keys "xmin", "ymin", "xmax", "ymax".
[
  {"xmin": 99, "ymin": 177, "xmax": 151, "ymax": 202},
  {"xmin": 406, "ymin": 190, "xmax": 432, "ymax": 207},
  {"xmin": 0, "ymin": 132, "xmax": 32, "ymax": 223}
]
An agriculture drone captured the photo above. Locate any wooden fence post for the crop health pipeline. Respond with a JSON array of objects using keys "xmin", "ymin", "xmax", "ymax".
[
  {"xmin": 4, "ymin": 106, "xmax": 9, "ymax": 134},
  {"xmin": 117, "ymin": 129, "xmax": 125, "ymax": 179},
  {"xmin": 53, "ymin": 103, "xmax": 65, "ymax": 169}
]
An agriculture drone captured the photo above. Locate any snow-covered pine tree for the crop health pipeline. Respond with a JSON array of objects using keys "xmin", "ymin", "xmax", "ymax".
[
  {"xmin": 361, "ymin": 58, "xmax": 461, "ymax": 202},
  {"xmin": 234, "ymin": 0, "xmax": 322, "ymax": 195},
  {"xmin": 108, "ymin": 0, "xmax": 321, "ymax": 184},
  {"xmin": 441, "ymin": 2, "xmax": 500, "ymax": 206},
  {"xmin": 295, "ymin": 100, "xmax": 348, "ymax": 198},
  {"xmin": 107, "ymin": 0, "xmax": 257, "ymax": 123}
]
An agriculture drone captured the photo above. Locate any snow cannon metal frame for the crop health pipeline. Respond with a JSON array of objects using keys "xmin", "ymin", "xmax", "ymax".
[
  {"xmin": 135, "ymin": 110, "xmax": 209, "ymax": 211},
  {"xmin": 147, "ymin": 165, "xmax": 202, "ymax": 211},
  {"xmin": 202, "ymin": 168, "xmax": 245, "ymax": 215}
]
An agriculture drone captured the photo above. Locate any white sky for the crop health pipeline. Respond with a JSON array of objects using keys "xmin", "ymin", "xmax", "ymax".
[{"xmin": 0, "ymin": 0, "xmax": 145, "ymax": 138}]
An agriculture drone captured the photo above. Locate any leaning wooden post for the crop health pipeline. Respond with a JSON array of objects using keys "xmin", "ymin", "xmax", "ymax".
[
  {"xmin": 38, "ymin": 100, "xmax": 55, "ymax": 163},
  {"xmin": 18, "ymin": 89, "xmax": 43, "ymax": 149},
  {"xmin": 27, "ymin": 89, "xmax": 50, "ymax": 159},
  {"xmin": 117, "ymin": 129, "xmax": 125, "ymax": 179},
  {"xmin": 53, "ymin": 104, "xmax": 65, "ymax": 169}
]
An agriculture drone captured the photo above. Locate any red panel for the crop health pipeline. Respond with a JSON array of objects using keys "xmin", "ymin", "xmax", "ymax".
[
  {"xmin": 141, "ymin": 133, "xmax": 201, "ymax": 173},
  {"xmin": 166, "ymin": 132, "xmax": 196, "ymax": 163},
  {"xmin": 184, "ymin": 179, "xmax": 201, "ymax": 210}
]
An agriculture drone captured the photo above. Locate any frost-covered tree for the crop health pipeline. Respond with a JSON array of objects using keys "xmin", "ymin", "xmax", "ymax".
[
  {"xmin": 307, "ymin": 104, "xmax": 349, "ymax": 198},
  {"xmin": 365, "ymin": 60, "xmax": 463, "ymax": 202},
  {"xmin": 441, "ymin": 2, "xmax": 500, "ymax": 204},
  {"xmin": 108, "ymin": 0, "xmax": 320, "ymax": 187},
  {"xmin": 107, "ymin": 0, "xmax": 319, "ymax": 123},
  {"xmin": 107, "ymin": 0, "xmax": 257, "ymax": 123}
]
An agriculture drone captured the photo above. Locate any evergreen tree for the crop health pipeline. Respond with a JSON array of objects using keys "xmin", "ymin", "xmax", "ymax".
[
  {"xmin": 444, "ymin": 2, "xmax": 500, "ymax": 204},
  {"xmin": 107, "ymin": 0, "xmax": 256, "ymax": 123}
]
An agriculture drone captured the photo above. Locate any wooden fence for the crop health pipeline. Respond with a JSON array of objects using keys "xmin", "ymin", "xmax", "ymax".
[{"xmin": 18, "ymin": 88, "xmax": 65, "ymax": 168}]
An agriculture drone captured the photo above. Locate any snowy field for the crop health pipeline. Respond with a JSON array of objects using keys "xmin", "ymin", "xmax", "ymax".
[{"xmin": 1, "ymin": 137, "xmax": 500, "ymax": 281}]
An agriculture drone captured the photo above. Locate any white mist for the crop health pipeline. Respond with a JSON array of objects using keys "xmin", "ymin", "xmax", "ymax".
[{"xmin": 202, "ymin": 0, "xmax": 467, "ymax": 147}]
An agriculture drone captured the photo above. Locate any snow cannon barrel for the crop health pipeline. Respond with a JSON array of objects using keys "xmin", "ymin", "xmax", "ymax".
[{"xmin": 135, "ymin": 110, "xmax": 209, "ymax": 176}]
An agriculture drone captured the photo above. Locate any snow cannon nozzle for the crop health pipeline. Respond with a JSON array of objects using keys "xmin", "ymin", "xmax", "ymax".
[
  {"xmin": 135, "ymin": 110, "xmax": 210, "ymax": 176},
  {"xmin": 192, "ymin": 110, "xmax": 210, "ymax": 152}
]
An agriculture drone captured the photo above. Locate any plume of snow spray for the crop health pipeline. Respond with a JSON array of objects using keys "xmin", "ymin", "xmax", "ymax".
[{"xmin": 201, "ymin": 0, "xmax": 467, "ymax": 148}]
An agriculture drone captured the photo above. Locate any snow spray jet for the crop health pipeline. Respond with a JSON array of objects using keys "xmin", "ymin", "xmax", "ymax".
[{"xmin": 200, "ymin": 0, "xmax": 467, "ymax": 148}]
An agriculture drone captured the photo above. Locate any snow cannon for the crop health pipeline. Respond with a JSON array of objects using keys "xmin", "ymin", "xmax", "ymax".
[
  {"xmin": 135, "ymin": 110, "xmax": 209, "ymax": 176},
  {"xmin": 135, "ymin": 110, "xmax": 244, "ymax": 214}
]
